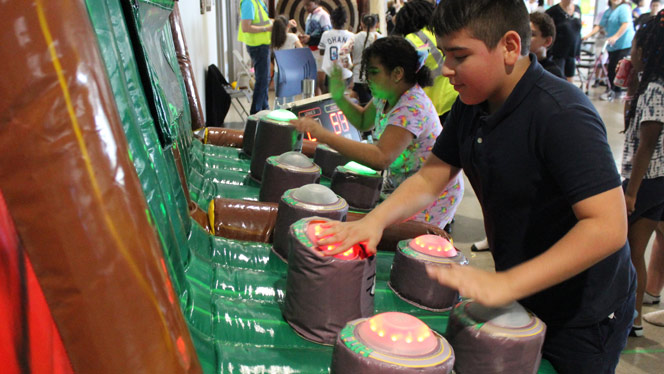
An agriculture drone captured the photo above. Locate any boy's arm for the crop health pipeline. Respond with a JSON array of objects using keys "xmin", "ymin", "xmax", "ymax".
[
  {"xmin": 319, "ymin": 155, "xmax": 461, "ymax": 254},
  {"xmin": 427, "ymin": 186, "xmax": 628, "ymax": 307}
]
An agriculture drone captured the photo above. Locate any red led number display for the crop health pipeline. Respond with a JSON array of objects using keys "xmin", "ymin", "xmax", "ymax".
[
  {"xmin": 329, "ymin": 111, "xmax": 350, "ymax": 135},
  {"xmin": 305, "ymin": 110, "xmax": 349, "ymax": 142}
]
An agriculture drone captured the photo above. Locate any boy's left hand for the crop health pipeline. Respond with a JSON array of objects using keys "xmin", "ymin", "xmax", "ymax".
[{"xmin": 426, "ymin": 264, "xmax": 515, "ymax": 307}]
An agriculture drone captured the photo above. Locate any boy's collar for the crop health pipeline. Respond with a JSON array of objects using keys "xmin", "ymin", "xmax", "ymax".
[{"xmin": 477, "ymin": 54, "xmax": 542, "ymax": 127}]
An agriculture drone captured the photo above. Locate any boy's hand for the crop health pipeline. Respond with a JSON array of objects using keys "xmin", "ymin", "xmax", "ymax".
[
  {"xmin": 425, "ymin": 264, "xmax": 515, "ymax": 307},
  {"xmin": 290, "ymin": 117, "xmax": 325, "ymax": 139},
  {"xmin": 328, "ymin": 66, "xmax": 346, "ymax": 102},
  {"xmin": 316, "ymin": 217, "xmax": 383, "ymax": 256}
]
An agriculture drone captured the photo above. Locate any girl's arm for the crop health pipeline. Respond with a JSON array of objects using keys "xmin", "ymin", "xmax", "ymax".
[
  {"xmin": 290, "ymin": 117, "xmax": 413, "ymax": 171},
  {"xmin": 327, "ymin": 67, "xmax": 376, "ymax": 131}
]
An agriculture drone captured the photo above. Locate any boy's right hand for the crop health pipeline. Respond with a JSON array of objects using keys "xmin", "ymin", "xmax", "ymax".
[{"xmin": 316, "ymin": 216, "xmax": 384, "ymax": 256}]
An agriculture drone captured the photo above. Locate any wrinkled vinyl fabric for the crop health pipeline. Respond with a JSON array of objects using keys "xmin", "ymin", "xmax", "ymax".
[
  {"xmin": 0, "ymin": 1, "xmax": 200, "ymax": 373},
  {"xmin": 81, "ymin": 0, "xmax": 559, "ymax": 373},
  {"xmin": 446, "ymin": 301, "xmax": 547, "ymax": 374},
  {"xmin": 284, "ymin": 217, "xmax": 376, "ymax": 345}
]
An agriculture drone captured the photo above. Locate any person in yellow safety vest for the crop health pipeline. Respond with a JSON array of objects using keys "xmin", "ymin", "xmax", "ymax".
[
  {"xmin": 238, "ymin": 0, "xmax": 273, "ymax": 114},
  {"xmin": 393, "ymin": 0, "xmax": 459, "ymax": 124}
]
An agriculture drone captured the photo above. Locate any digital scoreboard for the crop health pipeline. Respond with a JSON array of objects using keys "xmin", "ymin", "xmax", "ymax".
[{"xmin": 284, "ymin": 93, "xmax": 362, "ymax": 142}]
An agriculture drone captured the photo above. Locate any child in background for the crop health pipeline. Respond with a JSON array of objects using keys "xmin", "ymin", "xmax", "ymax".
[
  {"xmin": 318, "ymin": 1, "xmax": 635, "ymax": 373},
  {"xmin": 319, "ymin": 8, "xmax": 354, "ymax": 92},
  {"xmin": 271, "ymin": 15, "xmax": 302, "ymax": 51},
  {"xmin": 340, "ymin": 13, "xmax": 382, "ymax": 105},
  {"xmin": 620, "ymin": 11, "xmax": 664, "ymax": 337},
  {"xmin": 530, "ymin": 12, "xmax": 564, "ymax": 78}
]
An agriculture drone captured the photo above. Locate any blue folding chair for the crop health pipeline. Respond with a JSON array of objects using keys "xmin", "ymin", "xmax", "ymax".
[{"xmin": 273, "ymin": 47, "xmax": 318, "ymax": 107}]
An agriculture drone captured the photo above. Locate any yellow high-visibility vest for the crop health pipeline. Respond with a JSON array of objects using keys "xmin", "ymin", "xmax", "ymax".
[
  {"xmin": 406, "ymin": 29, "xmax": 458, "ymax": 116},
  {"xmin": 238, "ymin": 0, "xmax": 270, "ymax": 46}
]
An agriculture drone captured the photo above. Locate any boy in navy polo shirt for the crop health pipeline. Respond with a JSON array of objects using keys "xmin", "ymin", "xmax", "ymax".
[{"xmin": 319, "ymin": 0, "xmax": 636, "ymax": 373}]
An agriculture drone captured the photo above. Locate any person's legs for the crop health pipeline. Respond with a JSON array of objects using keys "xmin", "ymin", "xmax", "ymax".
[
  {"xmin": 645, "ymin": 223, "xmax": 664, "ymax": 301},
  {"xmin": 624, "ymin": 177, "xmax": 664, "ymax": 333},
  {"xmin": 543, "ymin": 291, "xmax": 634, "ymax": 374},
  {"xmin": 628, "ymin": 217, "xmax": 659, "ymax": 332},
  {"xmin": 247, "ymin": 44, "xmax": 271, "ymax": 114}
]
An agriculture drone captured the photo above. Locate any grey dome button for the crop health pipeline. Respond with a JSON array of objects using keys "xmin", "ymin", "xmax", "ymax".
[
  {"xmin": 292, "ymin": 184, "xmax": 339, "ymax": 205},
  {"xmin": 466, "ymin": 301, "xmax": 532, "ymax": 328},
  {"xmin": 277, "ymin": 151, "xmax": 315, "ymax": 168}
]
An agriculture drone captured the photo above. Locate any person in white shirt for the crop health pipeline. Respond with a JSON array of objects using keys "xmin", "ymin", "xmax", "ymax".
[
  {"xmin": 341, "ymin": 13, "xmax": 382, "ymax": 105},
  {"xmin": 318, "ymin": 7, "xmax": 354, "ymax": 92},
  {"xmin": 271, "ymin": 15, "xmax": 302, "ymax": 51}
]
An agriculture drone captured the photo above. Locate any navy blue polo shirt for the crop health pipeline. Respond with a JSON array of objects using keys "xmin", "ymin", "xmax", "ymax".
[{"xmin": 433, "ymin": 55, "xmax": 635, "ymax": 327}]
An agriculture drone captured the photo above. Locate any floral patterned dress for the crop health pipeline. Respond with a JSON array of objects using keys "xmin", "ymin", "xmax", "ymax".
[{"xmin": 373, "ymin": 84, "xmax": 464, "ymax": 227}]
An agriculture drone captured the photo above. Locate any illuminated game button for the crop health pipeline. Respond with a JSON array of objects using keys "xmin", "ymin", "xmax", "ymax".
[
  {"xmin": 275, "ymin": 151, "xmax": 316, "ymax": 169},
  {"xmin": 265, "ymin": 108, "xmax": 298, "ymax": 122},
  {"xmin": 408, "ymin": 235, "xmax": 457, "ymax": 258},
  {"xmin": 356, "ymin": 312, "xmax": 438, "ymax": 356},
  {"xmin": 305, "ymin": 220, "xmax": 365, "ymax": 261},
  {"xmin": 291, "ymin": 184, "xmax": 341, "ymax": 205},
  {"xmin": 343, "ymin": 161, "xmax": 379, "ymax": 176}
]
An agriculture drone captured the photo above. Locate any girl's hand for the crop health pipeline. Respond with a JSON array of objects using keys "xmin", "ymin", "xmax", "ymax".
[
  {"xmin": 289, "ymin": 19, "xmax": 297, "ymax": 29},
  {"xmin": 290, "ymin": 117, "xmax": 325, "ymax": 139},
  {"xmin": 328, "ymin": 66, "xmax": 346, "ymax": 101},
  {"xmin": 624, "ymin": 193, "xmax": 636, "ymax": 215}
]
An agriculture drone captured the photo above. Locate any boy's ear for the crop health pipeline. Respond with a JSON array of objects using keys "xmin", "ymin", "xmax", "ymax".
[
  {"xmin": 502, "ymin": 30, "xmax": 522, "ymax": 66},
  {"xmin": 543, "ymin": 36, "xmax": 553, "ymax": 49}
]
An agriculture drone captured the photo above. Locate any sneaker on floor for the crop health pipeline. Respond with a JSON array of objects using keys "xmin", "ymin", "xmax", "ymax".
[
  {"xmin": 629, "ymin": 325, "xmax": 644, "ymax": 337},
  {"xmin": 643, "ymin": 291, "xmax": 661, "ymax": 305},
  {"xmin": 471, "ymin": 238, "xmax": 490, "ymax": 252},
  {"xmin": 600, "ymin": 91, "xmax": 615, "ymax": 101},
  {"xmin": 643, "ymin": 310, "xmax": 664, "ymax": 327}
]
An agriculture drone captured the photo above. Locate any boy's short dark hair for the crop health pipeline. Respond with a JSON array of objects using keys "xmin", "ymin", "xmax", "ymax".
[
  {"xmin": 331, "ymin": 7, "xmax": 347, "ymax": 29},
  {"xmin": 530, "ymin": 11, "xmax": 556, "ymax": 44},
  {"xmin": 430, "ymin": 0, "xmax": 531, "ymax": 55}
]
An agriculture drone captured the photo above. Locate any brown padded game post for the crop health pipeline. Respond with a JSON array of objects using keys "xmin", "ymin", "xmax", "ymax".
[
  {"xmin": 205, "ymin": 127, "xmax": 245, "ymax": 148},
  {"xmin": 203, "ymin": 127, "xmax": 319, "ymax": 157},
  {"xmin": 210, "ymin": 198, "xmax": 279, "ymax": 242},
  {"xmin": 170, "ymin": 2, "xmax": 205, "ymax": 130},
  {"xmin": 0, "ymin": 1, "xmax": 201, "ymax": 373}
]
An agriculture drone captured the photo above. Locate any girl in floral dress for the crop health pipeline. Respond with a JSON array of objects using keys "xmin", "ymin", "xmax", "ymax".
[{"xmin": 291, "ymin": 36, "xmax": 463, "ymax": 228}]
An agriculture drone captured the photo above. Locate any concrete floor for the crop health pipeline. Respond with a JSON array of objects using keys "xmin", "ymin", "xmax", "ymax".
[{"xmin": 224, "ymin": 83, "xmax": 663, "ymax": 373}]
